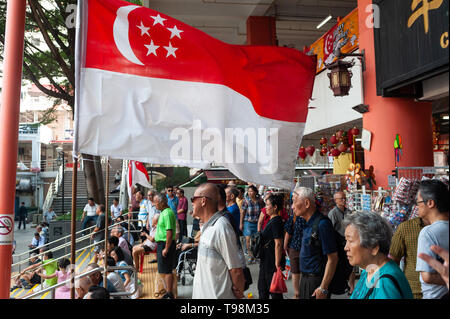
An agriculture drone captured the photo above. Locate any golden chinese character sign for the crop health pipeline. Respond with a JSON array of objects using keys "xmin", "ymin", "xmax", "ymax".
[
  {"xmin": 306, "ymin": 8, "xmax": 359, "ymax": 73},
  {"xmin": 373, "ymin": 0, "xmax": 448, "ymax": 97}
]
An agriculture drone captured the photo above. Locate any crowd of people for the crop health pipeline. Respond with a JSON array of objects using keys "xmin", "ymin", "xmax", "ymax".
[{"xmin": 13, "ymin": 179, "xmax": 448, "ymax": 300}]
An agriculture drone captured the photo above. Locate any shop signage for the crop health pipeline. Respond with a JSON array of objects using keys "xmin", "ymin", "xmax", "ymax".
[
  {"xmin": 306, "ymin": 8, "xmax": 359, "ymax": 73},
  {"xmin": 373, "ymin": 0, "xmax": 449, "ymax": 97}
]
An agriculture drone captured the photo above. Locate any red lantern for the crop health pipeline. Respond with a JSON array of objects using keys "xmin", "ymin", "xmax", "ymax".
[
  {"xmin": 298, "ymin": 146, "xmax": 307, "ymax": 160},
  {"xmin": 337, "ymin": 143, "xmax": 347, "ymax": 153},
  {"xmin": 336, "ymin": 129, "xmax": 344, "ymax": 140},
  {"xmin": 320, "ymin": 147, "xmax": 328, "ymax": 156},
  {"xmin": 350, "ymin": 126, "xmax": 360, "ymax": 136},
  {"xmin": 305, "ymin": 145, "xmax": 315, "ymax": 157},
  {"xmin": 330, "ymin": 135, "xmax": 338, "ymax": 145},
  {"xmin": 330, "ymin": 148, "xmax": 341, "ymax": 157},
  {"xmin": 319, "ymin": 137, "xmax": 327, "ymax": 145}
]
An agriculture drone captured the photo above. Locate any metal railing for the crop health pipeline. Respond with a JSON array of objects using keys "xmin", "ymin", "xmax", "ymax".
[
  {"xmin": 11, "ymin": 218, "xmax": 142, "ymax": 278},
  {"xmin": 21, "ymin": 265, "xmax": 138, "ymax": 299},
  {"xmin": 395, "ymin": 166, "xmax": 449, "ymax": 181},
  {"xmin": 42, "ymin": 164, "xmax": 64, "ymax": 214}
]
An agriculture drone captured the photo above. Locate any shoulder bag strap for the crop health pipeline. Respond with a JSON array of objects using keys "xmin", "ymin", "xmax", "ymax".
[{"xmin": 363, "ymin": 274, "xmax": 404, "ymax": 299}]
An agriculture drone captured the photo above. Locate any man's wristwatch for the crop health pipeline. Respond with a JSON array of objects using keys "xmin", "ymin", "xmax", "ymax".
[{"xmin": 319, "ymin": 287, "xmax": 329, "ymax": 295}]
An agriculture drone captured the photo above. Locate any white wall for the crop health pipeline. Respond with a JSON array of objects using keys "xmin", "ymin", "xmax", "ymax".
[{"xmin": 304, "ymin": 55, "xmax": 364, "ymax": 135}]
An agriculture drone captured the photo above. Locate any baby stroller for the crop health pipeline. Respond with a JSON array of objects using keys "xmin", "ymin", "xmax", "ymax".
[{"xmin": 176, "ymin": 246, "xmax": 197, "ymax": 286}]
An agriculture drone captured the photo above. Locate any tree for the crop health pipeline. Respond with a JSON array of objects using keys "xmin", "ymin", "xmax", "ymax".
[{"xmin": 1, "ymin": 0, "xmax": 149, "ymax": 203}]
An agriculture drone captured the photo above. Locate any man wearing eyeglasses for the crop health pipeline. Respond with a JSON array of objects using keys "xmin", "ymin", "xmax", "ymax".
[
  {"xmin": 328, "ymin": 190, "xmax": 354, "ymax": 294},
  {"xmin": 415, "ymin": 180, "xmax": 449, "ymax": 299},
  {"xmin": 191, "ymin": 183, "xmax": 245, "ymax": 299}
]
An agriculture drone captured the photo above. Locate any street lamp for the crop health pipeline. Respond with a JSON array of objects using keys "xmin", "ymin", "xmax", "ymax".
[{"xmin": 56, "ymin": 146, "xmax": 65, "ymax": 214}]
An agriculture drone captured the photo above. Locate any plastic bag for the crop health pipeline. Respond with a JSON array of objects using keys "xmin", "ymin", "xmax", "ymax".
[{"xmin": 269, "ymin": 268, "xmax": 287, "ymax": 294}]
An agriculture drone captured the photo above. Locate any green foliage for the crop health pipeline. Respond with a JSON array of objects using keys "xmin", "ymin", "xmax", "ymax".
[{"xmin": 155, "ymin": 167, "xmax": 191, "ymax": 192}]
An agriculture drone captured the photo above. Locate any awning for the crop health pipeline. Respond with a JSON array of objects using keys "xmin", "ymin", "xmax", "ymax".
[{"xmin": 204, "ymin": 169, "xmax": 238, "ymax": 181}]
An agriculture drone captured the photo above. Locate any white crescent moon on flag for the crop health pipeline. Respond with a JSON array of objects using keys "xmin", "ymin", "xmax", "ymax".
[{"xmin": 113, "ymin": 5, "xmax": 144, "ymax": 66}]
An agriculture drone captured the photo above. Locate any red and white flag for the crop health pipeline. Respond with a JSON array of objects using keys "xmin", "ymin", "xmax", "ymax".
[
  {"xmin": 74, "ymin": 0, "xmax": 316, "ymax": 189},
  {"xmin": 127, "ymin": 160, "xmax": 152, "ymax": 200}
]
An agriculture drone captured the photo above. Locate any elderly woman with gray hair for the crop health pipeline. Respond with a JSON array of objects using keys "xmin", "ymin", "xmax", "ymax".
[{"xmin": 343, "ymin": 211, "xmax": 413, "ymax": 299}]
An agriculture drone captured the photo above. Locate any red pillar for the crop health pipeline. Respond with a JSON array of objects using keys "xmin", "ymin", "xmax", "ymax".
[
  {"xmin": 0, "ymin": 0, "xmax": 27, "ymax": 299},
  {"xmin": 246, "ymin": 16, "xmax": 277, "ymax": 46},
  {"xmin": 357, "ymin": 0, "xmax": 434, "ymax": 188}
]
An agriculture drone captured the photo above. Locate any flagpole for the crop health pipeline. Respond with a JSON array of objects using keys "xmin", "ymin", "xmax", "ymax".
[
  {"xmin": 0, "ymin": 0, "xmax": 27, "ymax": 299},
  {"xmin": 70, "ymin": 157, "xmax": 78, "ymax": 299},
  {"xmin": 104, "ymin": 157, "xmax": 110, "ymax": 288}
]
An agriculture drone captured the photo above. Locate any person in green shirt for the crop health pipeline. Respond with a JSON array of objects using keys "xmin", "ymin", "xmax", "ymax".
[
  {"xmin": 38, "ymin": 251, "xmax": 58, "ymax": 288},
  {"xmin": 154, "ymin": 193, "xmax": 177, "ymax": 299}
]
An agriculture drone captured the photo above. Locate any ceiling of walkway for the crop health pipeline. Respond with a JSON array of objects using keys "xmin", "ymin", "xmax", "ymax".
[{"xmin": 145, "ymin": 0, "xmax": 358, "ymax": 48}]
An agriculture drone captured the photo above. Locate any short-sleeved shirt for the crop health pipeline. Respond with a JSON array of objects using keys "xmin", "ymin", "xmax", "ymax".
[
  {"xmin": 42, "ymin": 258, "xmax": 58, "ymax": 286},
  {"xmin": 110, "ymin": 204, "xmax": 123, "ymax": 218},
  {"xmin": 284, "ymin": 214, "xmax": 305, "ymax": 251},
  {"xmin": 177, "ymin": 197, "xmax": 188, "ymax": 221},
  {"xmin": 93, "ymin": 214, "xmax": 112, "ymax": 242},
  {"xmin": 83, "ymin": 204, "xmax": 98, "ymax": 217},
  {"xmin": 137, "ymin": 199, "xmax": 150, "ymax": 225},
  {"xmin": 167, "ymin": 195, "xmax": 179, "ymax": 220},
  {"xmin": 416, "ymin": 220, "xmax": 449, "ymax": 299},
  {"xmin": 241, "ymin": 198, "xmax": 264, "ymax": 223},
  {"xmin": 299, "ymin": 212, "xmax": 337, "ymax": 274},
  {"xmin": 389, "ymin": 217, "xmax": 425, "ymax": 298},
  {"xmin": 192, "ymin": 213, "xmax": 242, "ymax": 299},
  {"xmin": 327, "ymin": 206, "xmax": 350, "ymax": 237},
  {"xmin": 350, "ymin": 260, "xmax": 413, "ymax": 299},
  {"xmin": 44, "ymin": 210, "xmax": 57, "ymax": 222},
  {"xmin": 31, "ymin": 236, "xmax": 45, "ymax": 248},
  {"xmin": 116, "ymin": 260, "xmax": 132, "ymax": 282},
  {"xmin": 261, "ymin": 216, "xmax": 285, "ymax": 273},
  {"xmin": 155, "ymin": 208, "xmax": 176, "ymax": 242},
  {"xmin": 227, "ymin": 203, "xmax": 241, "ymax": 234}
]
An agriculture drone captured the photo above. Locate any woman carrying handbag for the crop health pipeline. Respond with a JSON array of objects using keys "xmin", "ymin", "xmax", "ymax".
[{"xmin": 258, "ymin": 194, "xmax": 286, "ymax": 299}]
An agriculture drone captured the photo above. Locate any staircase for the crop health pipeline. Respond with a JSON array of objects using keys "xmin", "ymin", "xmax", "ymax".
[{"xmin": 51, "ymin": 159, "xmax": 124, "ymax": 213}]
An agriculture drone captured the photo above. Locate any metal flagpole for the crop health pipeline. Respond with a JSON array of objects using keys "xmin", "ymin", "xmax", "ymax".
[
  {"xmin": 70, "ymin": 157, "xmax": 78, "ymax": 299},
  {"xmin": 104, "ymin": 157, "xmax": 110, "ymax": 288},
  {"xmin": 0, "ymin": 0, "xmax": 27, "ymax": 299}
]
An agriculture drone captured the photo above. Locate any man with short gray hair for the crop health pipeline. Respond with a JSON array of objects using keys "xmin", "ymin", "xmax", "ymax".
[
  {"xmin": 292, "ymin": 187, "xmax": 338, "ymax": 299},
  {"xmin": 415, "ymin": 180, "xmax": 449, "ymax": 299},
  {"xmin": 111, "ymin": 226, "xmax": 131, "ymax": 256}
]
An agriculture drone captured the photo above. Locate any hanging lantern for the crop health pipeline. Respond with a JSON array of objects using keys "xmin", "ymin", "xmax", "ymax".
[
  {"xmin": 330, "ymin": 147, "xmax": 341, "ymax": 157},
  {"xmin": 337, "ymin": 142, "xmax": 347, "ymax": 153},
  {"xmin": 306, "ymin": 145, "xmax": 315, "ymax": 157},
  {"xmin": 319, "ymin": 137, "xmax": 327, "ymax": 145},
  {"xmin": 350, "ymin": 126, "xmax": 360, "ymax": 136},
  {"xmin": 320, "ymin": 146, "xmax": 328, "ymax": 156},
  {"xmin": 336, "ymin": 129, "xmax": 344, "ymax": 140},
  {"xmin": 298, "ymin": 146, "xmax": 307, "ymax": 160},
  {"xmin": 326, "ymin": 59, "xmax": 355, "ymax": 97},
  {"xmin": 330, "ymin": 134, "xmax": 338, "ymax": 145}
]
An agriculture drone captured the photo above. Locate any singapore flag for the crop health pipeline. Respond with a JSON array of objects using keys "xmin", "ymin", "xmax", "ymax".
[
  {"xmin": 74, "ymin": 0, "xmax": 316, "ymax": 189},
  {"xmin": 127, "ymin": 160, "xmax": 152, "ymax": 201}
]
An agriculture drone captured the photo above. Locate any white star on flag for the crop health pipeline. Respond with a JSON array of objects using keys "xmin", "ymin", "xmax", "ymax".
[
  {"xmin": 164, "ymin": 42, "xmax": 178, "ymax": 58},
  {"xmin": 144, "ymin": 40, "xmax": 159, "ymax": 56},
  {"xmin": 167, "ymin": 25, "xmax": 183, "ymax": 39},
  {"xmin": 137, "ymin": 21, "xmax": 150, "ymax": 37},
  {"xmin": 151, "ymin": 14, "xmax": 166, "ymax": 26}
]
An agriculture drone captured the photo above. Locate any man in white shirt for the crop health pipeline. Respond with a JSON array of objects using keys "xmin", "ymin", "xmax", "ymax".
[
  {"xmin": 82, "ymin": 198, "xmax": 98, "ymax": 231},
  {"xmin": 28, "ymin": 232, "xmax": 45, "ymax": 251},
  {"xmin": 145, "ymin": 190, "xmax": 160, "ymax": 230},
  {"xmin": 110, "ymin": 198, "xmax": 123, "ymax": 220},
  {"xmin": 192, "ymin": 183, "xmax": 245, "ymax": 299}
]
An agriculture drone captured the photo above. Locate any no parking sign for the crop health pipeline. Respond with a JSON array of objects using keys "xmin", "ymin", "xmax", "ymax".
[{"xmin": 0, "ymin": 215, "xmax": 14, "ymax": 245}]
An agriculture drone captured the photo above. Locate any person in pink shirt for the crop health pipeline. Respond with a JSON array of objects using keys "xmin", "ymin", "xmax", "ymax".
[
  {"xmin": 176, "ymin": 188, "xmax": 188, "ymax": 243},
  {"xmin": 38, "ymin": 258, "xmax": 74, "ymax": 299}
]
